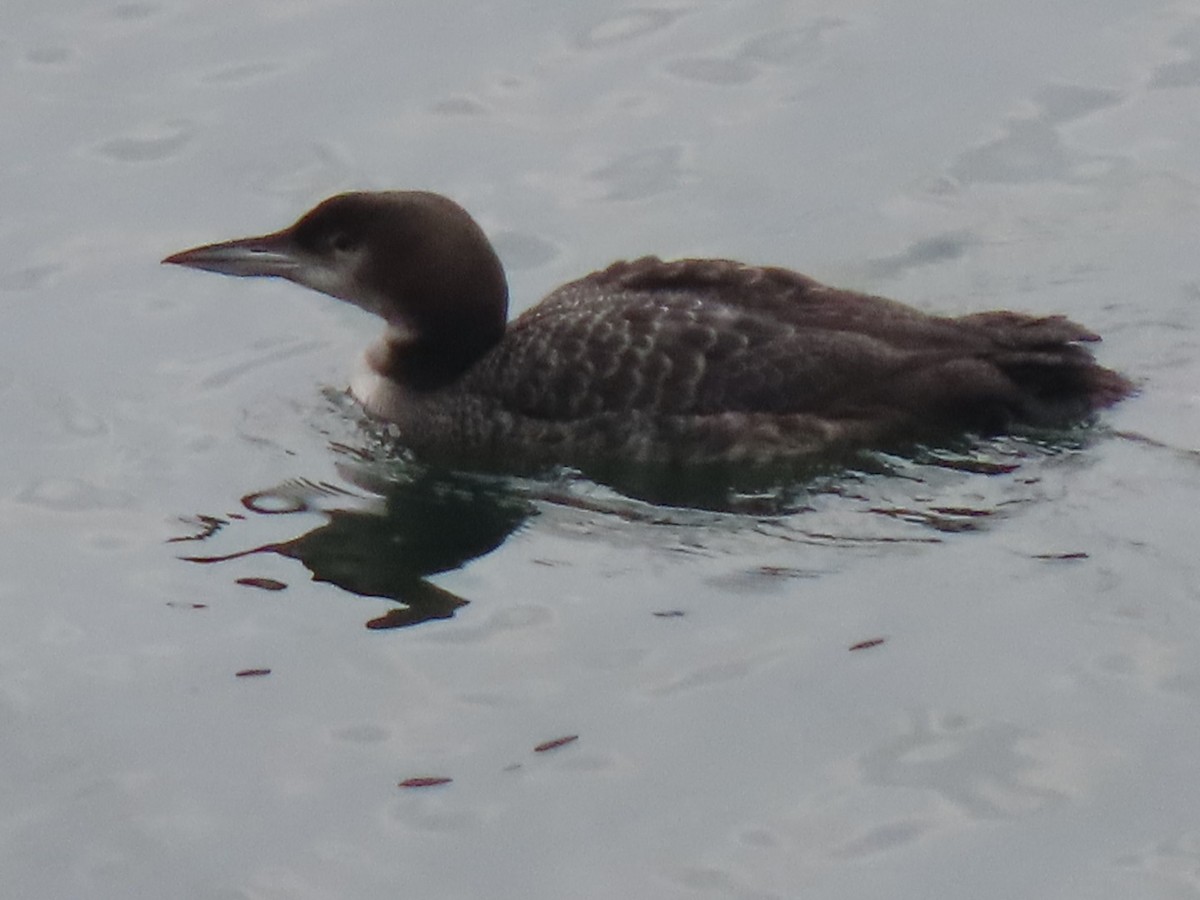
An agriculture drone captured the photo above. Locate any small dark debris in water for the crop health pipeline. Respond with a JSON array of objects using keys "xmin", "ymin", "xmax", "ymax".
[
  {"xmin": 399, "ymin": 776, "xmax": 452, "ymax": 788},
  {"xmin": 229, "ymin": 512, "xmax": 246, "ymax": 520},
  {"xmin": 236, "ymin": 577, "xmax": 287, "ymax": 591},
  {"xmin": 1033, "ymin": 551, "xmax": 1090, "ymax": 561},
  {"xmin": 502, "ymin": 763, "xmax": 523, "ymax": 772},
  {"xmin": 235, "ymin": 668, "xmax": 271, "ymax": 678},
  {"xmin": 166, "ymin": 601, "xmax": 208, "ymax": 610},
  {"xmin": 653, "ymin": 610, "xmax": 685, "ymax": 618},
  {"xmin": 849, "ymin": 638, "xmax": 886, "ymax": 651},
  {"xmin": 534, "ymin": 735, "xmax": 579, "ymax": 753}
]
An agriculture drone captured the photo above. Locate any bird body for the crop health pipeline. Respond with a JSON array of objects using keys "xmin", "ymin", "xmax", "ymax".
[{"xmin": 164, "ymin": 192, "xmax": 1130, "ymax": 471}]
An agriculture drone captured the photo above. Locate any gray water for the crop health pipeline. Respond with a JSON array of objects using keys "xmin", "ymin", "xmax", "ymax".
[{"xmin": 3, "ymin": 1, "xmax": 1199, "ymax": 898}]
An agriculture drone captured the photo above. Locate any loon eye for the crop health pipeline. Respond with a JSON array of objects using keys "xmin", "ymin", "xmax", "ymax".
[{"xmin": 328, "ymin": 232, "xmax": 356, "ymax": 254}]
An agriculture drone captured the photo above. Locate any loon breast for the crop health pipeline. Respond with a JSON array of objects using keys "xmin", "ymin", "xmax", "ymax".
[{"xmin": 164, "ymin": 191, "xmax": 1132, "ymax": 468}]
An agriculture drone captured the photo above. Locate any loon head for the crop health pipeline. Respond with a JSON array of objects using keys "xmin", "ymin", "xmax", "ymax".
[{"xmin": 164, "ymin": 191, "xmax": 510, "ymax": 387}]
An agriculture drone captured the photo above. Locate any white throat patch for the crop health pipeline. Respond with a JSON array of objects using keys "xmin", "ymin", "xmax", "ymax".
[{"xmin": 350, "ymin": 333, "xmax": 419, "ymax": 423}]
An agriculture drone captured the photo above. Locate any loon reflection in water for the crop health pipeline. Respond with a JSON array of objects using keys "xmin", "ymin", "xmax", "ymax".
[{"xmin": 174, "ymin": 469, "xmax": 535, "ymax": 629}]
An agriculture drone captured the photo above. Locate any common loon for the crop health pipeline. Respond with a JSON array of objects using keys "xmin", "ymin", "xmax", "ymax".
[{"xmin": 164, "ymin": 191, "xmax": 1131, "ymax": 469}]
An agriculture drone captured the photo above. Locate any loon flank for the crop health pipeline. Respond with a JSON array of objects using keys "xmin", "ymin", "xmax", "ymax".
[{"xmin": 164, "ymin": 191, "xmax": 1131, "ymax": 469}]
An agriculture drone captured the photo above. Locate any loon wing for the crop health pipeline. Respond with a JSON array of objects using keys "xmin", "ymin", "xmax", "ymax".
[{"xmin": 467, "ymin": 257, "xmax": 1126, "ymax": 431}]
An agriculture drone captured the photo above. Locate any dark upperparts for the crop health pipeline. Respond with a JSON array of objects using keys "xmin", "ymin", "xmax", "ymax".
[{"xmin": 163, "ymin": 190, "xmax": 1132, "ymax": 468}]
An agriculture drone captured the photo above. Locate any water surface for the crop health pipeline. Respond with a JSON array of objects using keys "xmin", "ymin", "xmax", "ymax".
[{"xmin": 2, "ymin": 1, "xmax": 1198, "ymax": 898}]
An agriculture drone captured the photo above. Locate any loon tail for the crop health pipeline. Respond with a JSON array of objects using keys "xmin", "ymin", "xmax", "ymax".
[{"xmin": 962, "ymin": 311, "xmax": 1133, "ymax": 424}]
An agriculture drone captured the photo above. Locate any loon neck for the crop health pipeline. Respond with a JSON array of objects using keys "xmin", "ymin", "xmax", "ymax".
[{"xmin": 364, "ymin": 318, "xmax": 499, "ymax": 392}]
